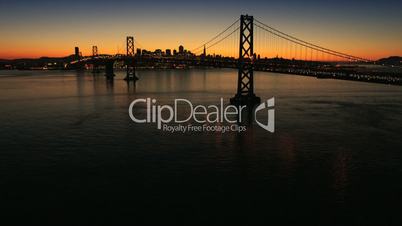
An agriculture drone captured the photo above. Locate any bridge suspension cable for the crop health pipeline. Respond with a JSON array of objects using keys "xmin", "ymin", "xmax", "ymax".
[
  {"xmin": 134, "ymin": 39, "xmax": 144, "ymax": 50},
  {"xmin": 190, "ymin": 15, "xmax": 372, "ymax": 64},
  {"xmin": 191, "ymin": 19, "xmax": 240, "ymax": 55},
  {"xmin": 254, "ymin": 23, "xmax": 355, "ymax": 61},
  {"xmin": 193, "ymin": 27, "xmax": 240, "ymax": 56},
  {"xmin": 254, "ymin": 18, "xmax": 372, "ymax": 62}
]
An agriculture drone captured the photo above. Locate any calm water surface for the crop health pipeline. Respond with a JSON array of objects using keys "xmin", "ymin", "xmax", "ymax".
[{"xmin": 0, "ymin": 69, "xmax": 401, "ymax": 225}]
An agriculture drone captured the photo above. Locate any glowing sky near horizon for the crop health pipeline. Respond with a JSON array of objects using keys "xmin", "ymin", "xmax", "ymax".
[{"xmin": 0, "ymin": 0, "xmax": 401, "ymax": 60}]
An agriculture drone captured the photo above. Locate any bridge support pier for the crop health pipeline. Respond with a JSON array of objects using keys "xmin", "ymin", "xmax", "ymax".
[
  {"xmin": 104, "ymin": 59, "xmax": 115, "ymax": 80},
  {"xmin": 230, "ymin": 15, "xmax": 260, "ymax": 107},
  {"xmin": 92, "ymin": 63, "xmax": 100, "ymax": 74}
]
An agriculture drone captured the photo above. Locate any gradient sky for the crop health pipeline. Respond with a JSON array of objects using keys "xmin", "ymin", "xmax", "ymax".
[{"xmin": 0, "ymin": 0, "xmax": 401, "ymax": 60}]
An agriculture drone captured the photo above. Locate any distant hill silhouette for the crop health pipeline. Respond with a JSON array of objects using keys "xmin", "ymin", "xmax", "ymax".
[{"xmin": 377, "ymin": 56, "xmax": 402, "ymax": 66}]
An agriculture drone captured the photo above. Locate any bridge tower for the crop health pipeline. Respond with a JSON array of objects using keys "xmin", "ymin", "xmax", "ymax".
[
  {"xmin": 125, "ymin": 36, "xmax": 138, "ymax": 81},
  {"xmin": 92, "ymin": 45, "xmax": 98, "ymax": 57},
  {"xmin": 74, "ymin": 47, "xmax": 80, "ymax": 61},
  {"xmin": 230, "ymin": 15, "xmax": 260, "ymax": 107},
  {"xmin": 92, "ymin": 46, "xmax": 99, "ymax": 73}
]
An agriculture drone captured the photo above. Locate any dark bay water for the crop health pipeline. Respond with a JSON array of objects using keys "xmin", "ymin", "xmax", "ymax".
[{"xmin": 0, "ymin": 69, "xmax": 402, "ymax": 225}]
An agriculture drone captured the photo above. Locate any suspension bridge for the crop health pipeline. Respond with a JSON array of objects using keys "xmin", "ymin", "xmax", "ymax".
[{"xmin": 68, "ymin": 14, "xmax": 401, "ymax": 106}]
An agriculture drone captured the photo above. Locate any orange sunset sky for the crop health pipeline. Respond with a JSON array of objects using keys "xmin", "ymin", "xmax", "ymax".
[{"xmin": 1, "ymin": 0, "xmax": 401, "ymax": 60}]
